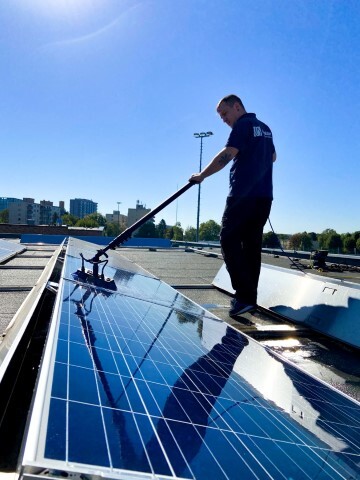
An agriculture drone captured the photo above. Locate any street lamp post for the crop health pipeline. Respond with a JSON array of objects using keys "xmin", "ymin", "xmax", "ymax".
[
  {"xmin": 117, "ymin": 202, "xmax": 121, "ymax": 230},
  {"xmin": 193, "ymin": 131, "xmax": 213, "ymax": 242}
]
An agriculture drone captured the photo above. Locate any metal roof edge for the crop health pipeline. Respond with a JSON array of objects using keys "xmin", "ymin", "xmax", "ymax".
[{"xmin": 0, "ymin": 243, "xmax": 64, "ymax": 384}]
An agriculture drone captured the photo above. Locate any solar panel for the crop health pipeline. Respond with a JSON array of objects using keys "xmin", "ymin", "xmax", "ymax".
[
  {"xmin": 21, "ymin": 238, "xmax": 360, "ymax": 479},
  {"xmin": 0, "ymin": 238, "xmax": 25, "ymax": 263}
]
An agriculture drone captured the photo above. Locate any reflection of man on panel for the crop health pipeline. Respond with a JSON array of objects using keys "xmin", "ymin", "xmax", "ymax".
[{"xmin": 147, "ymin": 327, "xmax": 248, "ymax": 475}]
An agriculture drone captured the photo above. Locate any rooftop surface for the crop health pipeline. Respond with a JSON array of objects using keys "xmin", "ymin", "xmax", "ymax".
[{"xmin": 0, "ymin": 242, "xmax": 58, "ymax": 335}]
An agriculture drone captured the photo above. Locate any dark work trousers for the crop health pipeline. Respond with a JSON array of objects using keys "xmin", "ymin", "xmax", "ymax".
[{"xmin": 220, "ymin": 196, "xmax": 272, "ymax": 305}]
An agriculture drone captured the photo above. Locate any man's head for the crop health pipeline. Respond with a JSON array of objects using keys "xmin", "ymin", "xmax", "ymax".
[{"xmin": 216, "ymin": 94, "xmax": 246, "ymax": 127}]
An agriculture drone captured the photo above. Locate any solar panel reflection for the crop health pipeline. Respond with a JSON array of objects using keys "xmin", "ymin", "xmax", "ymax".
[{"xmin": 21, "ymin": 239, "xmax": 360, "ymax": 480}]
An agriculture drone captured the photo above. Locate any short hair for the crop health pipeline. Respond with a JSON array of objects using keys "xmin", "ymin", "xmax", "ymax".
[{"xmin": 217, "ymin": 94, "xmax": 245, "ymax": 110}]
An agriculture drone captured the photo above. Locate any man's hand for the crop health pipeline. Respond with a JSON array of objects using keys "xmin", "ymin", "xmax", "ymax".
[{"xmin": 189, "ymin": 172, "xmax": 204, "ymax": 183}]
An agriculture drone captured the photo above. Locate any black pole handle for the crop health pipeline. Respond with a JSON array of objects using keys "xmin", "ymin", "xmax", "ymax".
[{"xmin": 101, "ymin": 181, "xmax": 196, "ymax": 254}]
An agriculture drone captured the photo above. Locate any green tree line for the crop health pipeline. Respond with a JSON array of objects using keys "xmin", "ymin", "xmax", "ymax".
[
  {"xmin": 70, "ymin": 215, "xmax": 360, "ymax": 252},
  {"xmin": 1, "ymin": 207, "xmax": 359, "ymax": 252},
  {"xmin": 62, "ymin": 213, "xmax": 222, "ymax": 242},
  {"xmin": 263, "ymin": 228, "xmax": 360, "ymax": 254}
]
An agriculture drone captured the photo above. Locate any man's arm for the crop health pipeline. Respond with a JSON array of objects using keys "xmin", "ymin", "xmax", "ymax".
[
  {"xmin": 189, "ymin": 146, "xmax": 238, "ymax": 183},
  {"xmin": 273, "ymin": 151, "xmax": 277, "ymax": 162}
]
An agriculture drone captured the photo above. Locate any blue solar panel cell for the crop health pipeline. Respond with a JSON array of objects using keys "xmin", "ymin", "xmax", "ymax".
[
  {"xmin": 21, "ymin": 239, "xmax": 360, "ymax": 480},
  {"xmin": 45, "ymin": 398, "xmax": 66, "ymax": 460},
  {"xmin": 0, "ymin": 239, "xmax": 25, "ymax": 263}
]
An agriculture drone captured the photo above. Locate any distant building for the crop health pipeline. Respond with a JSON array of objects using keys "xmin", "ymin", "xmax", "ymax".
[
  {"xmin": 0, "ymin": 197, "xmax": 22, "ymax": 212},
  {"xmin": 8, "ymin": 198, "xmax": 61, "ymax": 225},
  {"xmin": 127, "ymin": 201, "xmax": 151, "ymax": 227},
  {"xmin": 39, "ymin": 200, "xmax": 61, "ymax": 225},
  {"xmin": 59, "ymin": 201, "xmax": 66, "ymax": 215},
  {"xmin": 9, "ymin": 199, "xmax": 39, "ymax": 225},
  {"xmin": 69, "ymin": 198, "xmax": 97, "ymax": 219},
  {"xmin": 105, "ymin": 211, "xmax": 128, "ymax": 226}
]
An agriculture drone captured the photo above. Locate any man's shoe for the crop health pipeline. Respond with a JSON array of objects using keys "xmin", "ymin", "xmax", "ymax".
[{"xmin": 229, "ymin": 299, "xmax": 256, "ymax": 317}]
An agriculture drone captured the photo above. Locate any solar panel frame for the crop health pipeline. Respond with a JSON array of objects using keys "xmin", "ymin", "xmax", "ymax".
[
  {"xmin": 21, "ymin": 238, "xmax": 360, "ymax": 480},
  {"xmin": 0, "ymin": 242, "xmax": 62, "ymax": 384},
  {"xmin": 0, "ymin": 238, "xmax": 26, "ymax": 263}
]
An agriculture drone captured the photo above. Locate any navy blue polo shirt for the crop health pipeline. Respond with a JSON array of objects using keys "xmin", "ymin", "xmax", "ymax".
[{"xmin": 225, "ymin": 113, "xmax": 275, "ymax": 198}]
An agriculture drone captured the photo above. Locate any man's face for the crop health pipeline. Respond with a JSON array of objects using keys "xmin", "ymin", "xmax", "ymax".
[{"xmin": 217, "ymin": 101, "xmax": 242, "ymax": 127}]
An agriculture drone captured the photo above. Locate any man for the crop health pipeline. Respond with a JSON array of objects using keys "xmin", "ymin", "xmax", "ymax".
[{"xmin": 189, "ymin": 94, "xmax": 276, "ymax": 317}]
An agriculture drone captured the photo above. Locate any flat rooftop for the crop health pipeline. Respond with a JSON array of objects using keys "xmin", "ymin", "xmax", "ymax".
[{"xmin": 0, "ymin": 241, "xmax": 58, "ymax": 336}]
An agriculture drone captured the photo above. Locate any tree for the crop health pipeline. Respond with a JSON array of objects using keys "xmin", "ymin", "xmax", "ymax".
[
  {"xmin": 86, "ymin": 212, "xmax": 107, "ymax": 226},
  {"xmin": 61, "ymin": 213, "xmax": 79, "ymax": 226},
  {"xmin": 262, "ymin": 231, "xmax": 280, "ymax": 248},
  {"xmin": 105, "ymin": 221, "xmax": 125, "ymax": 237},
  {"xmin": 289, "ymin": 232, "xmax": 313, "ymax": 251},
  {"xmin": 0, "ymin": 209, "xmax": 9, "ymax": 223},
  {"xmin": 165, "ymin": 222, "xmax": 183, "ymax": 240},
  {"xmin": 343, "ymin": 235, "xmax": 356, "ymax": 253},
  {"xmin": 172, "ymin": 224, "xmax": 184, "ymax": 240},
  {"xmin": 318, "ymin": 229, "xmax": 336, "ymax": 249},
  {"xmin": 184, "ymin": 227, "xmax": 197, "ymax": 241},
  {"xmin": 75, "ymin": 218, "xmax": 98, "ymax": 228},
  {"xmin": 134, "ymin": 219, "xmax": 157, "ymax": 238},
  {"xmin": 156, "ymin": 219, "xmax": 167, "ymax": 238},
  {"xmin": 327, "ymin": 233, "xmax": 342, "ymax": 252},
  {"xmin": 289, "ymin": 233, "xmax": 302, "ymax": 250},
  {"xmin": 276, "ymin": 233, "xmax": 290, "ymax": 245},
  {"xmin": 302, "ymin": 233, "xmax": 314, "ymax": 251},
  {"xmin": 356, "ymin": 238, "xmax": 360, "ymax": 252},
  {"xmin": 199, "ymin": 220, "xmax": 221, "ymax": 241},
  {"xmin": 73, "ymin": 213, "xmax": 107, "ymax": 229},
  {"xmin": 165, "ymin": 227, "xmax": 174, "ymax": 239},
  {"xmin": 318, "ymin": 228, "xmax": 342, "ymax": 252}
]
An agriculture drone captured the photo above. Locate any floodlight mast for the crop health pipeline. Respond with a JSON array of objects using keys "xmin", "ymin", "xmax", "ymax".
[
  {"xmin": 83, "ymin": 182, "xmax": 196, "ymax": 280},
  {"xmin": 193, "ymin": 132, "xmax": 213, "ymax": 242}
]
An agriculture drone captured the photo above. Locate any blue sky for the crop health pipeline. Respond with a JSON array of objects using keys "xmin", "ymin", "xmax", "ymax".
[{"xmin": 1, "ymin": 0, "xmax": 359, "ymax": 234}]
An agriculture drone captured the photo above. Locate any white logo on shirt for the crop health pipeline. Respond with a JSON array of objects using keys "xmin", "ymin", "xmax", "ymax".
[
  {"xmin": 253, "ymin": 126, "xmax": 272, "ymax": 138},
  {"xmin": 253, "ymin": 126, "xmax": 262, "ymax": 137}
]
